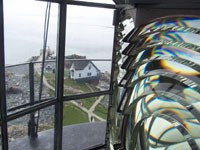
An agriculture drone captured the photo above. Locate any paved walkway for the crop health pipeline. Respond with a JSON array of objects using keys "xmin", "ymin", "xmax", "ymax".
[
  {"xmin": 70, "ymin": 101, "xmax": 105, "ymax": 121},
  {"xmin": 85, "ymin": 83, "xmax": 106, "ymax": 122}
]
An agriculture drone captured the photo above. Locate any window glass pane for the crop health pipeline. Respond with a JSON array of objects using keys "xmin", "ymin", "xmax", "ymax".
[
  {"xmin": 64, "ymin": 5, "xmax": 114, "ymax": 95},
  {"xmin": 8, "ymin": 106, "xmax": 55, "ymax": 150},
  {"xmin": 62, "ymin": 95, "xmax": 109, "ymax": 149},
  {"xmin": 64, "ymin": 60, "xmax": 111, "ymax": 95},
  {"xmin": 4, "ymin": 0, "xmax": 58, "ymax": 65},
  {"xmin": 4, "ymin": 0, "xmax": 58, "ymax": 112},
  {"xmin": 63, "ymin": 95, "xmax": 108, "ymax": 125},
  {"xmin": 34, "ymin": 61, "xmax": 56, "ymax": 100},
  {"xmin": 6, "ymin": 64, "xmax": 30, "ymax": 110},
  {"xmin": 5, "ymin": 62, "xmax": 55, "ymax": 111},
  {"xmin": 66, "ymin": 5, "xmax": 114, "ymax": 59}
]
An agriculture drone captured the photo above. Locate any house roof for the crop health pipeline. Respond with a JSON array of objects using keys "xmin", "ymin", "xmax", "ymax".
[{"xmin": 72, "ymin": 60, "xmax": 100, "ymax": 71}]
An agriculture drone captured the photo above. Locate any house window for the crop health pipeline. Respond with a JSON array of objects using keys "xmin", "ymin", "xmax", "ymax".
[
  {"xmin": 79, "ymin": 73, "xmax": 81, "ymax": 77},
  {"xmin": 89, "ymin": 65, "xmax": 91, "ymax": 70},
  {"xmin": 87, "ymin": 72, "xmax": 92, "ymax": 76}
]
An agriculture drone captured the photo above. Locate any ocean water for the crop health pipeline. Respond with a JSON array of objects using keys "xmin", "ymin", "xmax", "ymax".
[{"xmin": 4, "ymin": 0, "xmax": 114, "ymax": 72}]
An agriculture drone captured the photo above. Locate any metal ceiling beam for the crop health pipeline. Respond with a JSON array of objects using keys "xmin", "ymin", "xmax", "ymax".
[
  {"xmin": 131, "ymin": 0, "xmax": 200, "ymax": 4},
  {"xmin": 37, "ymin": 0, "xmax": 115, "ymax": 9},
  {"xmin": 137, "ymin": 3, "xmax": 200, "ymax": 9},
  {"xmin": 67, "ymin": 1, "xmax": 115, "ymax": 9},
  {"xmin": 129, "ymin": 0, "xmax": 200, "ymax": 8},
  {"xmin": 36, "ymin": 0, "xmax": 61, "ymax": 3}
]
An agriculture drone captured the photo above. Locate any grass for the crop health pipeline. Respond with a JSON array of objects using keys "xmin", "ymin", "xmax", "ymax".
[
  {"xmin": 94, "ymin": 103, "xmax": 108, "ymax": 119},
  {"xmin": 64, "ymin": 89, "xmax": 76, "ymax": 95},
  {"xmin": 48, "ymin": 89, "xmax": 55, "ymax": 97},
  {"xmin": 44, "ymin": 73, "xmax": 55, "ymax": 87},
  {"xmin": 34, "ymin": 72, "xmax": 41, "ymax": 82},
  {"xmin": 64, "ymin": 70, "xmax": 70, "ymax": 77},
  {"xmin": 39, "ymin": 70, "xmax": 99, "ymax": 96},
  {"xmin": 63, "ymin": 103, "xmax": 89, "ymax": 126},
  {"xmin": 64, "ymin": 78, "xmax": 91, "ymax": 93},
  {"xmin": 88, "ymin": 84, "xmax": 100, "ymax": 92},
  {"xmin": 35, "ymin": 70, "xmax": 108, "ymax": 123},
  {"xmin": 34, "ymin": 72, "xmax": 55, "ymax": 87},
  {"xmin": 81, "ymin": 97, "xmax": 96, "ymax": 109},
  {"xmin": 45, "ymin": 72, "xmax": 55, "ymax": 80}
]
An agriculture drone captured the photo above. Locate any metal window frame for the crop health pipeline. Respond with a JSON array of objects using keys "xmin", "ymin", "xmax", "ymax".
[
  {"xmin": 0, "ymin": 0, "xmax": 8, "ymax": 149},
  {"xmin": 0, "ymin": 0, "xmax": 116, "ymax": 150},
  {"xmin": 37, "ymin": 0, "xmax": 115, "ymax": 9}
]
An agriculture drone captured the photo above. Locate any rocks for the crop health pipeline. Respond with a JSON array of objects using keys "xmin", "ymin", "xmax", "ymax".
[
  {"xmin": 5, "ymin": 65, "xmax": 55, "ymax": 141},
  {"xmin": 8, "ymin": 125, "xmax": 28, "ymax": 141},
  {"xmin": 6, "ymin": 87, "xmax": 23, "ymax": 94},
  {"xmin": 7, "ymin": 123, "xmax": 54, "ymax": 142},
  {"xmin": 6, "ymin": 73, "xmax": 30, "ymax": 108},
  {"xmin": 101, "ymin": 95, "xmax": 109, "ymax": 108}
]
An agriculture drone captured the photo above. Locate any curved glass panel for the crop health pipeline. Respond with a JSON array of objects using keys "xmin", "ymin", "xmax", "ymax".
[
  {"xmin": 118, "ymin": 16, "xmax": 200, "ymax": 150},
  {"xmin": 138, "ymin": 16, "xmax": 200, "ymax": 35}
]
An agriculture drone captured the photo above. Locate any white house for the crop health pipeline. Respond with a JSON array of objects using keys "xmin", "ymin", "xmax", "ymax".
[{"xmin": 69, "ymin": 60, "xmax": 100, "ymax": 82}]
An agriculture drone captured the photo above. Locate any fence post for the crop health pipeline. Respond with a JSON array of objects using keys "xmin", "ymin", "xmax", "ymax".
[{"xmin": 28, "ymin": 62, "xmax": 38, "ymax": 138}]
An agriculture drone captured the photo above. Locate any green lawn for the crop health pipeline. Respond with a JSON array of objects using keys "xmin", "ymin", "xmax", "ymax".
[
  {"xmin": 94, "ymin": 103, "xmax": 108, "ymax": 119},
  {"xmin": 88, "ymin": 84, "xmax": 100, "ymax": 92},
  {"xmin": 63, "ymin": 103, "xmax": 89, "ymax": 126},
  {"xmin": 64, "ymin": 89, "xmax": 76, "ymax": 95},
  {"xmin": 34, "ymin": 72, "xmax": 41, "ymax": 82},
  {"xmin": 81, "ymin": 97, "xmax": 96, "ymax": 109},
  {"xmin": 44, "ymin": 72, "xmax": 54, "ymax": 80},
  {"xmin": 46, "ymin": 69, "xmax": 101, "ymax": 95},
  {"xmin": 34, "ymin": 72, "xmax": 55, "ymax": 87},
  {"xmin": 44, "ymin": 73, "xmax": 55, "ymax": 87},
  {"xmin": 48, "ymin": 89, "xmax": 55, "ymax": 97},
  {"xmin": 64, "ymin": 78, "xmax": 91, "ymax": 93},
  {"xmin": 64, "ymin": 70, "xmax": 70, "ymax": 77}
]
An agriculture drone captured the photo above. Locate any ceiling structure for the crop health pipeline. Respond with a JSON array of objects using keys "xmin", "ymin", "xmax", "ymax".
[{"xmin": 112, "ymin": 0, "xmax": 200, "ymax": 26}]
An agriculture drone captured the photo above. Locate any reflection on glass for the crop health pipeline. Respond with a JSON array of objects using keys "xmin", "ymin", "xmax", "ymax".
[
  {"xmin": 138, "ymin": 17, "xmax": 200, "ymax": 36},
  {"xmin": 118, "ymin": 16, "xmax": 200, "ymax": 150}
]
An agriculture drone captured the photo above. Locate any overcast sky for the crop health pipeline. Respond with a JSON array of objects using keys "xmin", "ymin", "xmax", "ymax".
[{"xmin": 3, "ymin": 0, "xmax": 114, "ymax": 72}]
